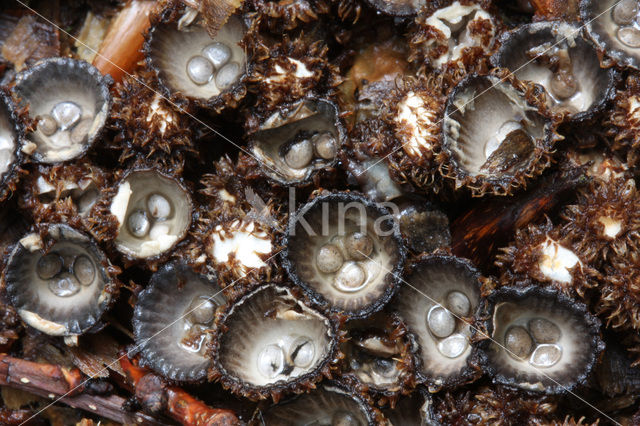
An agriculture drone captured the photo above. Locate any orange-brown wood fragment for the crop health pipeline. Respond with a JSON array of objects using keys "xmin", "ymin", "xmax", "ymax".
[
  {"xmin": 119, "ymin": 353, "xmax": 241, "ymax": 426},
  {"xmin": 530, "ymin": 0, "xmax": 579, "ymax": 21},
  {"xmin": 0, "ymin": 354, "xmax": 165, "ymax": 424},
  {"xmin": 0, "ymin": 353, "xmax": 85, "ymax": 396},
  {"xmin": 93, "ymin": 1, "xmax": 157, "ymax": 82},
  {"xmin": 451, "ymin": 168, "xmax": 587, "ymax": 267}
]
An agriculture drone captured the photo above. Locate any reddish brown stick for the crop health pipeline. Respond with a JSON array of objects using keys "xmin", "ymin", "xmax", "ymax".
[
  {"xmin": 119, "ymin": 353, "xmax": 241, "ymax": 426},
  {"xmin": 530, "ymin": 0, "xmax": 579, "ymax": 21},
  {"xmin": 92, "ymin": 0, "xmax": 157, "ymax": 82},
  {"xmin": 0, "ymin": 353, "xmax": 86, "ymax": 396},
  {"xmin": 450, "ymin": 168, "xmax": 587, "ymax": 267},
  {"xmin": 0, "ymin": 354, "xmax": 166, "ymax": 424}
]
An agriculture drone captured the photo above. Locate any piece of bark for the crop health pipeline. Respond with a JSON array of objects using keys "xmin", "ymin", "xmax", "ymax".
[
  {"xmin": 120, "ymin": 353, "xmax": 241, "ymax": 425},
  {"xmin": 1, "ymin": 15, "xmax": 60, "ymax": 71},
  {"xmin": 450, "ymin": 167, "xmax": 587, "ymax": 267},
  {"xmin": 68, "ymin": 334, "xmax": 124, "ymax": 379},
  {"xmin": 0, "ymin": 354, "xmax": 167, "ymax": 425}
]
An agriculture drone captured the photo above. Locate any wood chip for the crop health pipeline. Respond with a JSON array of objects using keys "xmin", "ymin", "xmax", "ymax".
[
  {"xmin": 74, "ymin": 12, "xmax": 109, "ymax": 63},
  {"xmin": 1, "ymin": 15, "xmax": 60, "ymax": 71}
]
